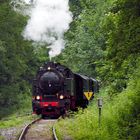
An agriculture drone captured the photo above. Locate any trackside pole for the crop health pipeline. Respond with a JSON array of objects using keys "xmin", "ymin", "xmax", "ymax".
[{"xmin": 97, "ymin": 98, "xmax": 103, "ymax": 127}]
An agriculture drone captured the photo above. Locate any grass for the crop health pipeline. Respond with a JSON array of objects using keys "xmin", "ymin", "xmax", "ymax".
[
  {"xmin": 0, "ymin": 114, "xmax": 38, "ymax": 129},
  {"xmin": 55, "ymin": 76, "xmax": 140, "ymax": 140},
  {"xmin": 0, "ymin": 93, "xmax": 39, "ymax": 129}
]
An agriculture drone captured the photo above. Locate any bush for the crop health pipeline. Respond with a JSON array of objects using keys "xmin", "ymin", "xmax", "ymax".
[
  {"xmin": 0, "ymin": 82, "xmax": 32, "ymax": 118},
  {"xmin": 55, "ymin": 66, "xmax": 140, "ymax": 140}
]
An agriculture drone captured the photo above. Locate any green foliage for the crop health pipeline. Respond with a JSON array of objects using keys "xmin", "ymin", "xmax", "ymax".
[
  {"xmin": 55, "ymin": 0, "xmax": 111, "ymax": 77},
  {"xmin": 55, "ymin": 0, "xmax": 140, "ymax": 93},
  {"xmin": 100, "ymin": 0, "xmax": 140, "ymax": 90},
  {"xmin": 56, "ymin": 64, "xmax": 140, "ymax": 139},
  {"xmin": 55, "ymin": 0, "xmax": 140, "ymax": 139},
  {"xmin": 33, "ymin": 44, "xmax": 50, "ymax": 62},
  {"xmin": 69, "ymin": 0, "xmax": 82, "ymax": 18},
  {"xmin": 0, "ymin": 85, "xmax": 31, "ymax": 118},
  {"xmin": 0, "ymin": 1, "xmax": 139, "ymax": 139},
  {"xmin": 0, "ymin": 114, "xmax": 38, "ymax": 129},
  {"xmin": 0, "ymin": 1, "xmax": 40, "ymax": 117}
]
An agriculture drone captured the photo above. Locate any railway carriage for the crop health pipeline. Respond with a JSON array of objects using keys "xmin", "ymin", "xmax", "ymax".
[{"xmin": 32, "ymin": 62, "xmax": 99, "ymax": 117}]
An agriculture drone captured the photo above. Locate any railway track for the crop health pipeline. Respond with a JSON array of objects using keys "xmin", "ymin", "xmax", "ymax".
[{"xmin": 18, "ymin": 118, "xmax": 58, "ymax": 140}]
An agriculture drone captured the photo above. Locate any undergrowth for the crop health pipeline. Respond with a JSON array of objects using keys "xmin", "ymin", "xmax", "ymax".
[
  {"xmin": 55, "ymin": 69, "xmax": 140, "ymax": 140},
  {"xmin": 0, "ymin": 93, "xmax": 32, "ymax": 119},
  {"xmin": 0, "ymin": 93, "xmax": 38, "ymax": 129},
  {"xmin": 0, "ymin": 114, "xmax": 38, "ymax": 129}
]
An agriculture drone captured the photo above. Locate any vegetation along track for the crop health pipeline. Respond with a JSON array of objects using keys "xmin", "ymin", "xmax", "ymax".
[{"xmin": 18, "ymin": 118, "xmax": 58, "ymax": 140}]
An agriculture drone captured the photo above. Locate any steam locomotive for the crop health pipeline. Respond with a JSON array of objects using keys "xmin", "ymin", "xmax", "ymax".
[{"xmin": 32, "ymin": 62, "xmax": 98, "ymax": 117}]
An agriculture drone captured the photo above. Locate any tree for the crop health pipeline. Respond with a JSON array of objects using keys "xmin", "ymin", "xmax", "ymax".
[{"xmin": 0, "ymin": 1, "xmax": 40, "ymax": 117}]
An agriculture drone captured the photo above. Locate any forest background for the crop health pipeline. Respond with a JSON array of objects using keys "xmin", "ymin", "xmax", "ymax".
[{"xmin": 0, "ymin": 0, "xmax": 139, "ymax": 139}]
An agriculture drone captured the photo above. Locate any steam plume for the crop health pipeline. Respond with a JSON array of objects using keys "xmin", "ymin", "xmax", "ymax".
[{"xmin": 23, "ymin": 0, "xmax": 72, "ymax": 58}]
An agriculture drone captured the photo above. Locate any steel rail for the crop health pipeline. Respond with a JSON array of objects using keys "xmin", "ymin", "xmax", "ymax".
[
  {"xmin": 18, "ymin": 117, "xmax": 59, "ymax": 140},
  {"xmin": 52, "ymin": 125, "xmax": 58, "ymax": 140},
  {"xmin": 18, "ymin": 118, "xmax": 41, "ymax": 140},
  {"xmin": 52, "ymin": 116, "xmax": 62, "ymax": 140}
]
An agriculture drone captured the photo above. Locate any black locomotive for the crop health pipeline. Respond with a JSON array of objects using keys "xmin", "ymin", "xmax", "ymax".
[{"xmin": 32, "ymin": 62, "xmax": 99, "ymax": 117}]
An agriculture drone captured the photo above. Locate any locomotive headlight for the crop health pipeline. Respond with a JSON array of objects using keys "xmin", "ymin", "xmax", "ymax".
[
  {"xmin": 36, "ymin": 96, "xmax": 40, "ymax": 100},
  {"xmin": 48, "ymin": 67, "xmax": 51, "ymax": 70},
  {"xmin": 60, "ymin": 95, "xmax": 64, "ymax": 100}
]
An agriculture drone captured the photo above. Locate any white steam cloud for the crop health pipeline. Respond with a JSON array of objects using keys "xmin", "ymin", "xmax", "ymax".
[{"xmin": 23, "ymin": 0, "xmax": 72, "ymax": 58}]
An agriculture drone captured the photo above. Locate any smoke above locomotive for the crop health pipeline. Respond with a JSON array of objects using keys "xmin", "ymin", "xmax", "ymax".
[{"xmin": 23, "ymin": 0, "xmax": 73, "ymax": 58}]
